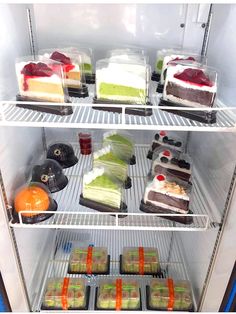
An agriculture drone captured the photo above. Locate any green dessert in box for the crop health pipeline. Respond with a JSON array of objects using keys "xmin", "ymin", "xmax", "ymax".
[
  {"xmin": 121, "ymin": 247, "xmax": 160, "ymax": 274},
  {"xmin": 42, "ymin": 278, "xmax": 87, "ymax": 310},
  {"xmin": 103, "ymin": 131, "xmax": 134, "ymax": 163},
  {"xmin": 96, "ymin": 279, "xmax": 140, "ymax": 310},
  {"xmin": 68, "ymin": 247, "xmax": 109, "ymax": 274},
  {"xmin": 147, "ymin": 278, "xmax": 193, "ymax": 311},
  {"xmin": 93, "ymin": 145, "xmax": 128, "ymax": 184},
  {"xmin": 82, "ymin": 167, "xmax": 123, "ymax": 209}
]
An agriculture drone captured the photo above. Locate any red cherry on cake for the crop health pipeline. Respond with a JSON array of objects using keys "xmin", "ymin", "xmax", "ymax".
[
  {"xmin": 163, "ymin": 150, "xmax": 170, "ymax": 157},
  {"xmin": 21, "ymin": 62, "xmax": 53, "ymax": 77},
  {"xmin": 174, "ymin": 68, "xmax": 213, "ymax": 87},
  {"xmin": 50, "ymin": 51, "xmax": 72, "ymax": 65},
  {"xmin": 160, "ymin": 131, "xmax": 166, "ymax": 137},
  {"xmin": 156, "ymin": 175, "xmax": 165, "ymax": 181}
]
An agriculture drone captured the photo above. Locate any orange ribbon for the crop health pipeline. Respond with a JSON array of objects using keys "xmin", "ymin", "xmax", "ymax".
[
  {"xmin": 116, "ymin": 279, "xmax": 122, "ymax": 311},
  {"xmin": 61, "ymin": 277, "xmax": 70, "ymax": 310},
  {"xmin": 167, "ymin": 278, "xmax": 175, "ymax": 311},
  {"xmin": 86, "ymin": 246, "xmax": 93, "ymax": 274},
  {"xmin": 138, "ymin": 247, "xmax": 144, "ymax": 275}
]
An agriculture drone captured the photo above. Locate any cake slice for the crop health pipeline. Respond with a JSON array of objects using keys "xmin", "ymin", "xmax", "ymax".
[
  {"xmin": 82, "ymin": 167, "xmax": 122, "ymax": 209},
  {"xmin": 151, "ymin": 147, "xmax": 191, "ymax": 182},
  {"xmin": 103, "ymin": 131, "xmax": 134, "ymax": 163},
  {"xmin": 16, "ymin": 59, "xmax": 66, "ymax": 102},
  {"xmin": 93, "ymin": 146, "xmax": 128, "ymax": 183},
  {"xmin": 143, "ymin": 174, "xmax": 191, "ymax": 214},
  {"xmin": 163, "ymin": 64, "xmax": 217, "ymax": 108}
]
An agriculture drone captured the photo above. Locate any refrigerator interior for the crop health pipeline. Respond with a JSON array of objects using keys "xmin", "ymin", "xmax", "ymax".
[{"xmin": 0, "ymin": 3, "xmax": 236, "ymax": 312}]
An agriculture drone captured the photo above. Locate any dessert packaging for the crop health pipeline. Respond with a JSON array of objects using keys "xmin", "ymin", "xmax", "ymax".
[
  {"xmin": 103, "ymin": 131, "xmax": 136, "ymax": 165},
  {"xmin": 93, "ymin": 56, "xmax": 152, "ymax": 116},
  {"xmin": 151, "ymin": 48, "xmax": 175, "ymax": 82},
  {"xmin": 31, "ymin": 159, "xmax": 68, "ymax": 193},
  {"xmin": 160, "ymin": 62, "xmax": 217, "ymax": 123},
  {"xmin": 95, "ymin": 279, "xmax": 141, "ymax": 310},
  {"xmin": 151, "ymin": 147, "xmax": 191, "ymax": 182},
  {"xmin": 15, "ymin": 56, "xmax": 72, "ymax": 115},
  {"xmin": 140, "ymin": 174, "xmax": 193, "ymax": 224},
  {"xmin": 147, "ymin": 131, "xmax": 184, "ymax": 160},
  {"xmin": 13, "ymin": 182, "xmax": 57, "ymax": 224},
  {"xmin": 47, "ymin": 142, "xmax": 78, "ymax": 169},
  {"xmin": 93, "ymin": 145, "xmax": 131, "ymax": 189},
  {"xmin": 79, "ymin": 167, "xmax": 127, "ymax": 215},
  {"xmin": 42, "ymin": 277, "xmax": 90, "ymax": 310},
  {"xmin": 146, "ymin": 278, "xmax": 193, "ymax": 311},
  {"xmin": 120, "ymin": 247, "xmax": 161, "ymax": 275},
  {"xmin": 68, "ymin": 247, "xmax": 110, "ymax": 274}
]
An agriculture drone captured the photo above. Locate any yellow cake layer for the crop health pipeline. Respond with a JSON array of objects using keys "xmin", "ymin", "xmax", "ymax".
[
  {"xmin": 66, "ymin": 71, "xmax": 81, "ymax": 80},
  {"xmin": 20, "ymin": 78, "xmax": 64, "ymax": 95}
]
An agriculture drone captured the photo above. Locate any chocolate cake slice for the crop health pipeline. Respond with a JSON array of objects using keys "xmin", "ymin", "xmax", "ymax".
[
  {"xmin": 163, "ymin": 64, "xmax": 217, "ymax": 108},
  {"xmin": 151, "ymin": 147, "xmax": 191, "ymax": 182}
]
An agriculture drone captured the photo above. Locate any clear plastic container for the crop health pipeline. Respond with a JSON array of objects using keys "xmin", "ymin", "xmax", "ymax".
[
  {"xmin": 81, "ymin": 167, "xmax": 124, "ymax": 210},
  {"xmin": 95, "ymin": 57, "xmax": 150, "ymax": 105},
  {"xmin": 96, "ymin": 279, "xmax": 141, "ymax": 310},
  {"xmin": 103, "ymin": 131, "xmax": 134, "ymax": 164},
  {"xmin": 42, "ymin": 278, "xmax": 88, "ymax": 310},
  {"xmin": 163, "ymin": 62, "xmax": 217, "ymax": 108},
  {"xmin": 93, "ymin": 145, "xmax": 129, "ymax": 183},
  {"xmin": 107, "ymin": 47, "xmax": 148, "ymax": 63},
  {"xmin": 121, "ymin": 247, "xmax": 160, "ymax": 275},
  {"xmin": 46, "ymin": 142, "xmax": 78, "ymax": 169},
  {"xmin": 68, "ymin": 247, "xmax": 109, "ymax": 274},
  {"xmin": 13, "ymin": 182, "xmax": 57, "ymax": 224},
  {"xmin": 160, "ymin": 50, "xmax": 202, "ymax": 85},
  {"xmin": 151, "ymin": 147, "xmax": 191, "ymax": 182},
  {"xmin": 66, "ymin": 46, "xmax": 94, "ymax": 76},
  {"xmin": 147, "ymin": 279, "xmax": 193, "ymax": 311},
  {"xmin": 155, "ymin": 48, "xmax": 176, "ymax": 74},
  {"xmin": 15, "ymin": 56, "xmax": 68, "ymax": 102}
]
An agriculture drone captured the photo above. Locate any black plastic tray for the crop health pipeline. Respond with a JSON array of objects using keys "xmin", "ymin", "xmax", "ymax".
[
  {"xmin": 151, "ymin": 71, "xmax": 161, "ymax": 82},
  {"xmin": 16, "ymin": 95, "xmax": 73, "ymax": 116},
  {"xmin": 79, "ymin": 194, "xmax": 128, "ymax": 217},
  {"xmin": 156, "ymin": 84, "xmax": 164, "ymax": 94},
  {"xmin": 146, "ymin": 286, "xmax": 194, "ymax": 311},
  {"xmin": 85, "ymin": 73, "xmax": 96, "ymax": 84},
  {"xmin": 68, "ymin": 84, "xmax": 89, "ymax": 98},
  {"xmin": 129, "ymin": 155, "xmax": 136, "ymax": 165},
  {"xmin": 12, "ymin": 199, "xmax": 58, "ymax": 224},
  {"xmin": 119, "ymin": 255, "xmax": 163, "ymax": 277},
  {"xmin": 159, "ymin": 98, "xmax": 217, "ymax": 124},
  {"xmin": 146, "ymin": 150, "xmax": 154, "ymax": 160},
  {"xmin": 93, "ymin": 97, "xmax": 153, "ymax": 116},
  {"xmin": 41, "ymin": 286, "xmax": 90, "ymax": 311},
  {"xmin": 68, "ymin": 255, "xmax": 111, "ymax": 275},
  {"xmin": 94, "ymin": 287, "xmax": 142, "ymax": 311},
  {"xmin": 139, "ymin": 200, "xmax": 193, "ymax": 225},
  {"xmin": 124, "ymin": 176, "xmax": 132, "ymax": 189}
]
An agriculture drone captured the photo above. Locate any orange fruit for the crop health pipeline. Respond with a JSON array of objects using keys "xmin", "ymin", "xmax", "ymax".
[{"xmin": 14, "ymin": 185, "xmax": 50, "ymax": 217}]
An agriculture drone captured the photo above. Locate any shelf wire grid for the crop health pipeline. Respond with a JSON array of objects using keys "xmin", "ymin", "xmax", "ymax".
[
  {"xmin": 1, "ymin": 84, "xmax": 236, "ymax": 131},
  {"xmin": 10, "ymin": 145, "xmax": 219, "ymax": 231},
  {"xmin": 34, "ymin": 229, "xmax": 191, "ymax": 312}
]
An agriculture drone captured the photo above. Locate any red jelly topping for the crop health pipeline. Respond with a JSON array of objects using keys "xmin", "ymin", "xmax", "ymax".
[
  {"xmin": 50, "ymin": 51, "xmax": 75, "ymax": 72},
  {"xmin": 163, "ymin": 150, "xmax": 170, "ymax": 157},
  {"xmin": 174, "ymin": 68, "xmax": 213, "ymax": 87},
  {"xmin": 21, "ymin": 62, "xmax": 53, "ymax": 91},
  {"xmin": 156, "ymin": 175, "xmax": 165, "ymax": 181},
  {"xmin": 160, "ymin": 131, "xmax": 166, "ymax": 137},
  {"xmin": 168, "ymin": 56, "xmax": 195, "ymax": 65}
]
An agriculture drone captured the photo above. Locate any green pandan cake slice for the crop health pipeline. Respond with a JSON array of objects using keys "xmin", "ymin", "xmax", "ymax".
[
  {"xmin": 83, "ymin": 167, "xmax": 122, "ymax": 209},
  {"xmin": 94, "ymin": 146, "xmax": 128, "ymax": 182},
  {"xmin": 82, "ymin": 62, "xmax": 92, "ymax": 74},
  {"xmin": 103, "ymin": 131, "xmax": 134, "ymax": 163}
]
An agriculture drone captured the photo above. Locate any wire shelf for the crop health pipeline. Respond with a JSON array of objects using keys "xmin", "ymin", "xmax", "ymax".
[
  {"xmin": 1, "ymin": 84, "xmax": 236, "ymax": 131},
  {"xmin": 10, "ymin": 145, "xmax": 220, "ymax": 231},
  {"xmin": 33, "ymin": 229, "xmax": 193, "ymax": 312}
]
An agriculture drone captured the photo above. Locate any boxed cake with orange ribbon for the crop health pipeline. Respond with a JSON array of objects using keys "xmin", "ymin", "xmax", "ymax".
[
  {"xmin": 95, "ymin": 279, "xmax": 141, "ymax": 310},
  {"xmin": 146, "ymin": 278, "xmax": 193, "ymax": 311},
  {"xmin": 68, "ymin": 247, "xmax": 110, "ymax": 274},
  {"xmin": 120, "ymin": 247, "xmax": 161, "ymax": 275},
  {"xmin": 42, "ymin": 278, "xmax": 90, "ymax": 310}
]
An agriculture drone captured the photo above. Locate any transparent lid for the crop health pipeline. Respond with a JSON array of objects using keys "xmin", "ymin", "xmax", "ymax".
[
  {"xmin": 107, "ymin": 47, "xmax": 148, "ymax": 63},
  {"xmin": 15, "ymin": 55, "xmax": 68, "ymax": 103},
  {"xmin": 63, "ymin": 46, "xmax": 94, "ymax": 74},
  {"xmin": 82, "ymin": 167, "xmax": 124, "ymax": 209},
  {"xmin": 70, "ymin": 247, "xmax": 108, "ymax": 262},
  {"xmin": 151, "ymin": 131, "xmax": 184, "ymax": 152},
  {"xmin": 103, "ymin": 131, "xmax": 134, "ymax": 163},
  {"xmin": 93, "ymin": 145, "xmax": 128, "ymax": 183},
  {"xmin": 39, "ymin": 48, "xmax": 86, "ymax": 87},
  {"xmin": 46, "ymin": 142, "xmax": 78, "ymax": 169},
  {"xmin": 95, "ymin": 58, "xmax": 149, "ymax": 105},
  {"xmin": 31, "ymin": 159, "xmax": 68, "ymax": 193},
  {"xmin": 156, "ymin": 48, "xmax": 178, "ymax": 74},
  {"xmin": 13, "ymin": 182, "xmax": 54, "ymax": 217}
]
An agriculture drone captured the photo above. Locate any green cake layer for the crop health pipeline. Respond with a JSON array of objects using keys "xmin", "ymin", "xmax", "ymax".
[
  {"xmin": 83, "ymin": 174, "xmax": 121, "ymax": 209},
  {"xmin": 82, "ymin": 63, "xmax": 92, "ymax": 74},
  {"xmin": 156, "ymin": 59, "xmax": 163, "ymax": 73},
  {"xmin": 98, "ymin": 82, "xmax": 146, "ymax": 99},
  {"xmin": 94, "ymin": 152, "xmax": 128, "ymax": 182},
  {"xmin": 103, "ymin": 134, "xmax": 134, "ymax": 162}
]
